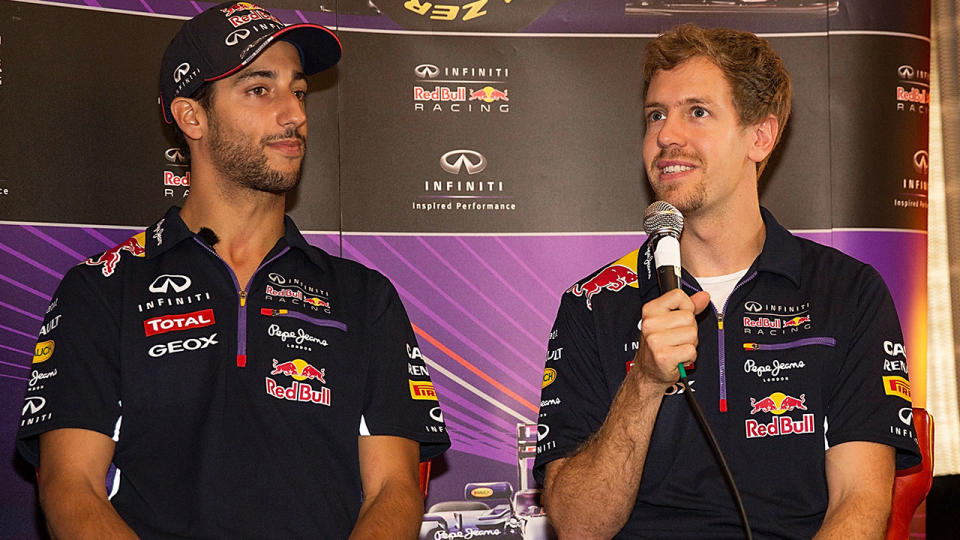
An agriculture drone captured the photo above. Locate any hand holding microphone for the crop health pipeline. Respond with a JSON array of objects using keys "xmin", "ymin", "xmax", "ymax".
[{"xmin": 630, "ymin": 202, "xmax": 710, "ymax": 385}]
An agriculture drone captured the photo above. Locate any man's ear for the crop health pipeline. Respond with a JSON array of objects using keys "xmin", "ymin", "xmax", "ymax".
[
  {"xmin": 747, "ymin": 115, "xmax": 779, "ymax": 164},
  {"xmin": 170, "ymin": 97, "xmax": 206, "ymax": 141}
]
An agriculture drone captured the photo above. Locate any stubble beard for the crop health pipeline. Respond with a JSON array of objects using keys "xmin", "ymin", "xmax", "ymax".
[
  {"xmin": 649, "ymin": 148, "xmax": 707, "ymax": 215},
  {"xmin": 207, "ymin": 112, "xmax": 304, "ymax": 195}
]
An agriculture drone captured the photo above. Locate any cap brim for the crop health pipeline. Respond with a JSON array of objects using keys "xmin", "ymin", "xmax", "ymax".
[{"xmin": 275, "ymin": 24, "xmax": 342, "ymax": 75}]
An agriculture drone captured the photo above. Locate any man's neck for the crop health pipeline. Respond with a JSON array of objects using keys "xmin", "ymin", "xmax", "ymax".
[
  {"xmin": 179, "ymin": 166, "xmax": 287, "ymax": 288},
  {"xmin": 679, "ymin": 205, "xmax": 766, "ymax": 278}
]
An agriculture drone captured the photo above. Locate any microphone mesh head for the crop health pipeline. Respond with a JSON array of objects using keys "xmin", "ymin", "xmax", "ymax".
[{"xmin": 643, "ymin": 201, "xmax": 684, "ymax": 239}]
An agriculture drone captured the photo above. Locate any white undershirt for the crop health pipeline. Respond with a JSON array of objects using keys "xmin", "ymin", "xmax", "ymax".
[{"xmin": 694, "ymin": 268, "xmax": 749, "ymax": 311}]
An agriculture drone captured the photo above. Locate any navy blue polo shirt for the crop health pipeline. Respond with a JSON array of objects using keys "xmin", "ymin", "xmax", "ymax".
[
  {"xmin": 534, "ymin": 207, "xmax": 921, "ymax": 539},
  {"xmin": 18, "ymin": 206, "xmax": 450, "ymax": 539}
]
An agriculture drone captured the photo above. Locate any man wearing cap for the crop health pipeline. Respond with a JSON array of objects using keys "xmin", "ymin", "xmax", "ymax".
[{"xmin": 16, "ymin": 3, "xmax": 449, "ymax": 538}]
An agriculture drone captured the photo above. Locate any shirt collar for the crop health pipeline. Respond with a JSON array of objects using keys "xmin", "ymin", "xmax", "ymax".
[
  {"xmin": 637, "ymin": 206, "xmax": 802, "ymax": 293},
  {"xmin": 145, "ymin": 207, "xmax": 329, "ymax": 273}
]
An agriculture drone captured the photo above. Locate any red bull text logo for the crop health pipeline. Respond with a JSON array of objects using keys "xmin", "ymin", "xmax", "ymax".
[
  {"xmin": 469, "ymin": 86, "xmax": 509, "ymax": 103},
  {"xmin": 570, "ymin": 264, "xmax": 637, "ymax": 310},
  {"xmin": 410, "ymin": 380, "xmax": 438, "ymax": 400},
  {"xmin": 143, "ymin": 309, "xmax": 215, "ymax": 337},
  {"xmin": 228, "ymin": 9, "xmax": 281, "ymax": 28},
  {"xmin": 745, "ymin": 413, "xmax": 815, "ymax": 439},
  {"xmin": 413, "ymin": 86, "xmax": 466, "ymax": 101},
  {"xmin": 84, "ymin": 233, "xmax": 146, "ymax": 277},
  {"xmin": 883, "ymin": 376, "xmax": 911, "ymax": 401},
  {"xmin": 264, "ymin": 285, "xmax": 329, "ymax": 307},
  {"xmin": 749, "ymin": 392, "xmax": 807, "ymax": 415},
  {"xmin": 266, "ymin": 359, "xmax": 330, "ymax": 406},
  {"xmin": 745, "ymin": 392, "xmax": 813, "ymax": 439},
  {"xmin": 743, "ymin": 316, "xmax": 781, "ymax": 329}
]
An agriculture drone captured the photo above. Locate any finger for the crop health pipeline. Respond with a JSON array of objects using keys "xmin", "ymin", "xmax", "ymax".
[
  {"xmin": 690, "ymin": 290, "xmax": 711, "ymax": 314},
  {"xmin": 641, "ymin": 288, "xmax": 696, "ymax": 318}
]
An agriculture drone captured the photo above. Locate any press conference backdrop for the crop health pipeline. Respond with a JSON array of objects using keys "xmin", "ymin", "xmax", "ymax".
[{"xmin": 0, "ymin": 1, "xmax": 929, "ymax": 537}]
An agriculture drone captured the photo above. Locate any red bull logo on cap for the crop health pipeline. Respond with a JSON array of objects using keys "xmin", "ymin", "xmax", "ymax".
[
  {"xmin": 569, "ymin": 255, "xmax": 639, "ymax": 310},
  {"xmin": 469, "ymin": 86, "xmax": 509, "ymax": 103},
  {"xmin": 220, "ymin": 1, "xmax": 262, "ymax": 15},
  {"xmin": 749, "ymin": 392, "xmax": 807, "ymax": 415},
  {"xmin": 84, "ymin": 233, "xmax": 146, "ymax": 277}
]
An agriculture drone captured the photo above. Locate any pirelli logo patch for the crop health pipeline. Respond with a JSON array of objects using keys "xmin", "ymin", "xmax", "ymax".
[
  {"xmin": 409, "ymin": 380, "xmax": 438, "ymax": 401},
  {"xmin": 883, "ymin": 376, "xmax": 911, "ymax": 402}
]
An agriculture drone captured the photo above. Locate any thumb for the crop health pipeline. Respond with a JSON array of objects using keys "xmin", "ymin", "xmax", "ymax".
[{"xmin": 690, "ymin": 290, "xmax": 711, "ymax": 314}]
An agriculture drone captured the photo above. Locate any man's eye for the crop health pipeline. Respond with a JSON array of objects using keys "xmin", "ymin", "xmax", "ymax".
[
  {"xmin": 294, "ymin": 90, "xmax": 307, "ymax": 100},
  {"xmin": 648, "ymin": 111, "xmax": 665, "ymax": 122},
  {"xmin": 692, "ymin": 107, "xmax": 710, "ymax": 118},
  {"xmin": 250, "ymin": 87, "xmax": 268, "ymax": 96}
]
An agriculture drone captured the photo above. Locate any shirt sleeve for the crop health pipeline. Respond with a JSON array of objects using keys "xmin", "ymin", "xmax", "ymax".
[
  {"xmin": 824, "ymin": 265, "xmax": 922, "ymax": 470},
  {"xmin": 533, "ymin": 291, "xmax": 615, "ymax": 484},
  {"xmin": 359, "ymin": 272, "xmax": 450, "ymax": 462},
  {"xmin": 17, "ymin": 266, "xmax": 123, "ymax": 465}
]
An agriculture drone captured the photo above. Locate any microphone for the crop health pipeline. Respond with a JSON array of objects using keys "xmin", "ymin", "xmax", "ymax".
[{"xmin": 643, "ymin": 201, "xmax": 684, "ymax": 293}]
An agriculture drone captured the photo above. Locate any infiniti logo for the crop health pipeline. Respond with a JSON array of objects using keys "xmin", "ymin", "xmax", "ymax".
[
  {"xmin": 415, "ymin": 64, "xmax": 439, "ymax": 79},
  {"xmin": 225, "ymin": 29, "xmax": 250, "ymax": 46},
  {"xmin": 268, "ymin": 272, "xmax": 287, "ymax": 285},
  {"xmin": 898, "ymin": 407, "xmax": 913, "ymax": 426},
  {"xmin": 440, "ymin": 150, "xmax": 487, "ymax": 175},
  {"xmin": 22, "ymin": 396, "xmax": 46, "ymax": 416},
  {"xmin": 913, "ymin": 150, "xmax": 929, "ymax": 175},
  {"xmin": 897, "ymin": 65, "xmax": 915, "ymax": 80},
  {"xmin": 429, "ymin": 406, "xmax": 444, "ymax": 423},
  {"xmin": 173, "ymin": 62, "xmax": 191, "ymax": 83},
  {"xmin": 537, "ymin": 424, "xmax": 549, "ymax": 441},
  {"xmin": 164, "ymin": 147, "xmax": 187, "ymax": 164},
  {"xmin": 744, "ymin": 301, "xmax": 762, "ymax": 312},
  {"xmin": 149, "ymin": 274, "xmax": 192, "ymax": 294}
]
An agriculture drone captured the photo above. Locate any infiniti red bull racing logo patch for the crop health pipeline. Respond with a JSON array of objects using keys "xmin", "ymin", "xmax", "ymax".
[
  {"xmin": 84, "ymin": 233, "xmax": 146, "ymax": 277},
  {"xmin": 745, "ymin": 392, "xmax": 814, "ymax": 439},
  {"xmin": 569, "ymin": 252, "xmax": 639, "ymax": 310},
  {"xmin": 265, "ymin": 358, "xmax": 331, "ymax": 406}
]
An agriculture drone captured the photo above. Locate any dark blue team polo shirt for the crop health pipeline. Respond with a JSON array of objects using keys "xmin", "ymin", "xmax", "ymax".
[
  {"xmin": 18, "ymin": 206, "xmax": 450, "ymax": 539},
  {"xmin": 534, "ymin": 207, "xmax": 921, "ymax": 539}
]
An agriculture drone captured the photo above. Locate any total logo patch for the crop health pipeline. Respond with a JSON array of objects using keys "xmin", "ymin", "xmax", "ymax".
[
  {"xmin": 883, "ymin": 376, "xmax": 912, "ymax": 401},
  {"xmin": 143, "ymin": 309, "xmax": 215, "ymax": 337},
  {"xmin": 410, "ymin": 380, "xmax": 438, "ymax": 401},
  {"xmin": 33, "ymin": 341, "xmax": 55, "ymax": 364}
]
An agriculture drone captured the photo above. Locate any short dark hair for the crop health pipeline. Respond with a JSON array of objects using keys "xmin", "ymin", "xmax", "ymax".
[
  {"xmin": 169, "ymin": 82, "xmax": 216, "ymax": 160},
  {"xmin": 643, "ymin": 24, "xmax": 792, "ymax": 178}
]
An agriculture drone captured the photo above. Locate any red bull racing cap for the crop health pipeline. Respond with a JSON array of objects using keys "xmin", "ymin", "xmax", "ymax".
[{"xmin": 159, "ymin": 1, "xmax": 342, "ymax": 124}]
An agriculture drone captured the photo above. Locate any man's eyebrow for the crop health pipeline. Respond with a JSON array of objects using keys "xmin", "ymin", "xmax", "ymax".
[
  {"xmin": 233, "ymin": 70, "xmax": 307, "ymax": 83},
  {"xmin": 643, "ymin": 97, "xmax": 713, "ymax": 109}
]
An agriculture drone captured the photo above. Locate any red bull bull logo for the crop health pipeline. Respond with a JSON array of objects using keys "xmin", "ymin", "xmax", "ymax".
[
  {"xmin": 270, "ymin": 358, "xmax": 326, "ymax": 383},
  {"xmin": 469, "ymin": 86, "xmax": 509, "ymax": 103},
  {"xmin": 84, "ymin": 233, "xmax": 146, "ymax": 277},
  {"xmin": 783, "ymin": 315, "xmax": 811, "ymax": 327},
  {"xmin": 570, "ymin": 264, "xmax": 638, "ymax": 310},
  {"xmin": 220, "ymin": 1, "xmax": 261, "ymax": 15},
  {"xmin": 303, "ymin": 296, "xmax": 330, "ymax": 308},
  {"xmin": 749, "ymin": 392, "xmax": 807, "ymax": 415}
]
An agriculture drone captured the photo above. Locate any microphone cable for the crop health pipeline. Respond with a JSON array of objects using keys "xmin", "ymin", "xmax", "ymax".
[{"xmin": 677, "ymin": 362, "xmax": 753, "ymax": 540}]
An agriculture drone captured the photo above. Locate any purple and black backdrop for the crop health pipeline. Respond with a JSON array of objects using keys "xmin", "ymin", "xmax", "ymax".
[{"xmin": 0, "ymin": 0, "xmax": 929, "ymax": 537}]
